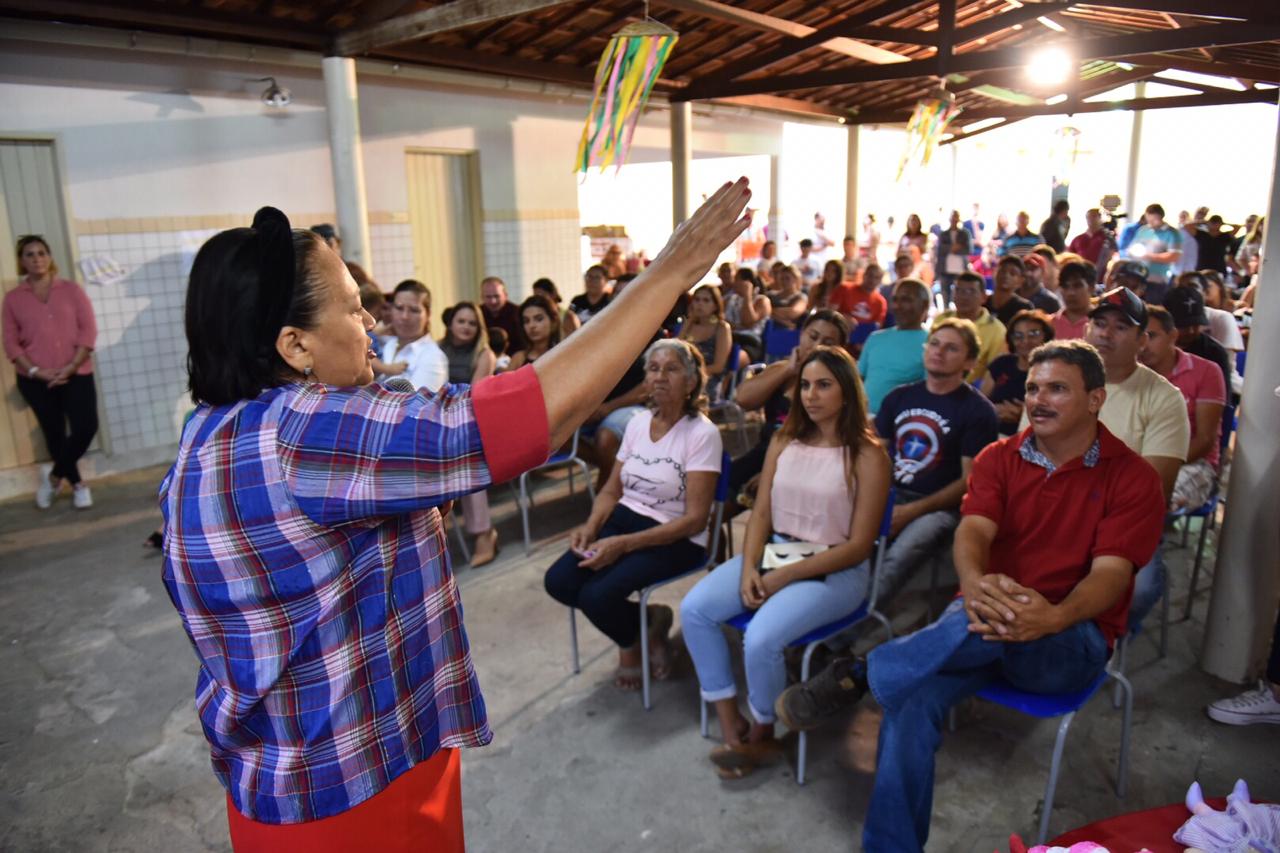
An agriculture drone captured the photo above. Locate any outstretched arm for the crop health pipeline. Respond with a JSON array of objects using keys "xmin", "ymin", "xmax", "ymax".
[{"xmin": 533, "ymin": 180, "xmax": 752, "ymax": 448}]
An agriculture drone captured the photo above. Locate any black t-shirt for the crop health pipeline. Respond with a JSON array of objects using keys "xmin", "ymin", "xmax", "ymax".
[
  {"xmin": 570, "ymin": 292, "xmax": 611, "ymax": 325},
  {"xmin": 1193, "ymin": 232, "xmax": 1234, "ymax": 274},
  {"xmin": 987, "ymin": 293, "xmax": 1033, "ymax": 327},
  {"xmin": 875, "ymin": 381, "xmax": 999, "ymax": 495}
]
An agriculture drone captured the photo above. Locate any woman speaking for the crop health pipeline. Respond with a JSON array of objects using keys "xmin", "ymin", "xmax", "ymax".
[{"xmin": 161, "ymin": 180, "xmax": 751, "ymax": 851}]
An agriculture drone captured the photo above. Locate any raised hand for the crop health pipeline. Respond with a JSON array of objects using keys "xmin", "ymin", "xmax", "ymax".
[{"xmin": 648, "ymin": 178, "xmax": 753, "ymax": 286}]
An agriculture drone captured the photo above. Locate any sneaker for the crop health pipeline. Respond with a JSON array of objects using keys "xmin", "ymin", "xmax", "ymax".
[
  {"xmin": 1207, "ymin": 681, "xmax": 1280, "ymax": 726},
  {"xmin": 35, "ymin": 467, "xmax": 58, "ymax": 509},
  {"xmin": 72, "ymin": 483, "xmax": 93, "ymax": 509},
  {"xmin": 774, "ymin": 654, "xmax": 867, "ymax": 732}
]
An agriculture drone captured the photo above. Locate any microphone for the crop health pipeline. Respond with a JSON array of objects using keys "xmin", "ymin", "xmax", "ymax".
[{"xmin": 384, "ymin": 376, "xmax": 415, "ymax": 393}]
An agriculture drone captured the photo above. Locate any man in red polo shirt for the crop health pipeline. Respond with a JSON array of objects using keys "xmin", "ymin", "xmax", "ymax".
[{"xmin": 777, "ymin": 340, "xmax": 1164, "ymax": 853}]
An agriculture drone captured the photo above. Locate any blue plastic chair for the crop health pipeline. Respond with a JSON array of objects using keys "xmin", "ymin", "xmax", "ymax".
[
  {"xmin": 699, "ymin": 489, "xmax": 897, "ymax": 784},
  {"xmin": 962, "ymin": 667, "xmax": 1133, "ymax": 844},
  {"xmin": 568, "ymin": 453, "xmax": 733, "ymax": 711},
  {"xmin": 762, "ymin": 320, "xmax": 800, "ymax": 363},
  {"xmin": 849, "ymin": 322, "xmax": 878, "ymax": 348},
  {"xmin": 517, "ymin": 428, "xmax": 594, "ymax": 553}
]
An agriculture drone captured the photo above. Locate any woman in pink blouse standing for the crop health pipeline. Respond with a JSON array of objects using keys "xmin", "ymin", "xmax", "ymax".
[{"xmin": 2, "ymin": 235, "xmax": 99, "ymax": 509}]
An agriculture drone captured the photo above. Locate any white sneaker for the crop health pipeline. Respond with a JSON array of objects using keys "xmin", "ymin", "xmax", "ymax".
[
  {"xmin": 72, "ymin": 483, "xmax": 93, "ymax": 509},
  {"xmin": 1206, "ymin": 680, "xmax": 1280, "ymax": 726},
  {"xmin": 35, "ymin": 466, "xmax": 57, "ymax": 509}
]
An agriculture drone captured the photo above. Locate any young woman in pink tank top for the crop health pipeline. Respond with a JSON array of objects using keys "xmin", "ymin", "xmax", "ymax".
[{"xmin": 680, "ymin": 345, "xmax": 890, "ymax": 778}]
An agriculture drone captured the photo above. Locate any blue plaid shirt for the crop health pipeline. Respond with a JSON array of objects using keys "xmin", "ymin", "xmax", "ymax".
[{"xmin": 161, "ymin": 369, "xmax": 547, "ymax": 824}]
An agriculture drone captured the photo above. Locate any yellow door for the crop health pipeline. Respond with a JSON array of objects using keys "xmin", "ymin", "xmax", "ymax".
[
  {"xmin": 0, "ymin": 138, "xmax": 78, "ymax": 471},
  {"xmin": 404, "ymin": 149, "xmax": 483, "ymax": 321}
]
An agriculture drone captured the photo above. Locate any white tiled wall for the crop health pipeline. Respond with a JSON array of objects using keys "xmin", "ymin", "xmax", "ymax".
[
  {"xmin": 482, "ymin": 217, "xmax": 583, "ymax": 302},
  {"xmin": 77, "ymin": 230, "xmax": 207, "ymax": 456},
  {"xmin": 60, "ymin": 215, "xmax": 581, "ymax": 480},
  {"xmin": 369, "ymin": 222, "xmax": 415, "ymax": 287}
]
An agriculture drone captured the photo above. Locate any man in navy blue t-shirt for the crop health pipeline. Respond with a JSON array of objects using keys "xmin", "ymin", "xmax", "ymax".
[{"xmin": 870, "ymin": 318, "xmax": 1000, "ymax": 602}]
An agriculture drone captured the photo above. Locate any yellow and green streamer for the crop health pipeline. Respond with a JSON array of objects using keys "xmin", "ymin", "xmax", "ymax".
[
  {"xmin": 575, "ymin": 20, "xmax": 678, "ymax": 174},
  {"xmin": 897, "ymin": 93, "xmax": 962, "ymax": 181}
]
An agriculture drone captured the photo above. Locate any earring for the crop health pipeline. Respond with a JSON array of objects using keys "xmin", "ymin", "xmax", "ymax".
[{"xmin": 303, "ymin": 366, "xmax": 313, "ymax": 378}]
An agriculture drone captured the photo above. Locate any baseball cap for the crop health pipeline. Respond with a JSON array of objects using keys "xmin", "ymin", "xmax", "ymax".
[
  {"xmin": 1113, "ymin": 260, "xmax": 1148, "ymax": 282},
  {"xmin": 1091, "ymin": 287, "xmax": 1148, "ymax": 327},
  {"xmin": 1164, "ymin": 287, "xmax": 1209, "ymax": 328}
]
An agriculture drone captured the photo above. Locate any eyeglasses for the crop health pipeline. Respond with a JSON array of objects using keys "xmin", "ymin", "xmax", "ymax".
[{"xmin": 1011, "ymin": 329, "xmax": 1046, "ymax": 341}]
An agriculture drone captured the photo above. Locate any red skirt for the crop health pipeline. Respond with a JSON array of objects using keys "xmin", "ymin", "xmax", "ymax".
[{"xmin": 226, "ymin": 748, "xmax": 464, "ymax": 852}]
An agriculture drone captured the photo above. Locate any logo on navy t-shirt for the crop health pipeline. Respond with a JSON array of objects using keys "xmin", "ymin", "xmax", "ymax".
[{"xmin": 891, "ymin": 408, "xmax": 952, "ymax": 485}]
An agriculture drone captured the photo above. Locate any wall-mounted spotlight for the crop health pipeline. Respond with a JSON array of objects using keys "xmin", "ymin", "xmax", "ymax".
[{"xmin": 257, "ymin": 76, "xmax": 292, "ymax": 108}]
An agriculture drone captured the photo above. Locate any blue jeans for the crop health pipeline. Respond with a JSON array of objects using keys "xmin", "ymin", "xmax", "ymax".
[
  {"xmin": 543, "ymin": 505, "xmax": 705, "ymax": 648},
  {"xmin": 863, "ymin": 599, "xmax": 1109, "ymax": 853},
  {"xmin": 681, "ymin": 550, "xmax": 869, "ymax": 723},
  {"xmin": 1127, "ymin": 549, "xmax": 1165, "ymax": 633}
]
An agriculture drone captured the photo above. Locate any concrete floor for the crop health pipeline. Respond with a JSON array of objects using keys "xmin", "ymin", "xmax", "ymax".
[{"xmin": 2, "ymin": 464, "xmax": 1277, "ymax": 853}]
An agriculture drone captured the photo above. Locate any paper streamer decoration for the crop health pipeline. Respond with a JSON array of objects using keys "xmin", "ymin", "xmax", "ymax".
[
  {"xmin": 575, "ymin": 19, "xmax": 678, "ymax": 174},
  {"xmin": 896, "ymin": 91, "xmax": 962, "ymax": 180}
]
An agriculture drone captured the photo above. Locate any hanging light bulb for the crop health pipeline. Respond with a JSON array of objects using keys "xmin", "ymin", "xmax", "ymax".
[
  {"xmin": 257, "ymin": 77, "xmax": 291, "ymax": 108},
  {"xmin": 1026, "ymin": 47, "xmax": 1073, "ymax": 86}
]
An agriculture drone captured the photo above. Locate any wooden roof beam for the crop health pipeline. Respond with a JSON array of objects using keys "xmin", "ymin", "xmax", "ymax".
[
  {"xmin": 849, "ymin": 85, "xmax": 1276, "ymax": 123},
  {"xmin": 654, "ymin": 0, "xmax": 913, "ymax": 66},
  {"xmin": 679, "ymin": 21, "xmax": 1280, "ymax": 100},
  {"xmin": 1126, "ymin": 53, "xmax": 1280, "ymax": 84},
  {"xmin": 334, "ymin": 0, "xmax": 576, "ymax": 55}
]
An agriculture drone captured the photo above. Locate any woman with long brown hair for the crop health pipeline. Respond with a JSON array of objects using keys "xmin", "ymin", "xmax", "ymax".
[{"xmin": 680, "ymin": 345, "xmax": 890, "ymax": 778}]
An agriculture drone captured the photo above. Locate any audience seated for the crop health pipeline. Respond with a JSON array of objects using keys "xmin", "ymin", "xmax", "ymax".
[
  {"xmin": 438, "ymin": 301, "xmax": 501, "ymax": 565},
  {"xmin": 1080, "ymin": 288, "xmax": 1189, "ymax": 632},
  {"xmin": 680, "ymin": 345, "xmax": 890, "ymax": 778},
  {"xmin": 570, "ymin": 265, "xmax": 612, "ymax": 325},
  {"xmin": 1052, "ymin": 260, "xmax": 1096, "ymax": 340},
  {"xmin": 1020, "ymin": 253, "xmax": 1063, "ymax": 313},
  {"xmin": 729, "ymin": 310, "xmax": 850, "ymax": 506},
  {"xmin": 934, "ymin": 272, "xmax": 1007, "ymax": 383},
  {"xmin": 779, "ymin": 340, "xmax": 1164, "ymax": 852},
  {"xmin": 1140, "ymin": 305, "xmax": 1225, "ymax": 512},
  {"xmin": 1165, "ymin": 276, "xmax": 1234, "ymax": 397},
  {"xmin": 507, "ymin": 293, "xmax": 563, "ymax": 369},
  {"xmin": 982, "ymin": 310, "xmax": 1055, "ymax": 436},
  {"xmin": 845, "ymin": 318, "xmax": 998, "ymax": 611},
  {"xmin": 380, "ymin": 279, "xmax": 448, "ymax": 392},
  {"xmin": 987, "ymin": 256, "xmax": 1034, "ymax": 327},
  {"xmin": 678, "ymin": 284, "xmax": 734, "ymax": 383},
  {"xmin": 724, "ymin": 267, "xmax": 772, "ymax": 363},
  {"xmin": 544, "ymin": 340, "xmax": 722, "ymax": 691},
  {"xmin": 766, "ymin": 265, "xmax": 809, "ymax": 330},
  {"xmin": 533, "ymin": 277, "xmax": 582, "ymax": 339},
  {"xmin": 481, "ymin": 276, "xmax": 523, "ymax": 349},
  {"xmin": 809, "ymin": 260, "xmax": 846, "ymax": 313},
  {"xmin": 828, "ymin": 260, "xmax": 888, "ymax": 331},
  {"xmin": 858, "ymin": 278, "xmax": 930, "ymax": 414}
]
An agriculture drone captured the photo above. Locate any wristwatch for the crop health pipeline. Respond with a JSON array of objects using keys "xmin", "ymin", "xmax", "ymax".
[{"xmin": 27, "ymin": 365, "xmax": 38, "ymax": 377}]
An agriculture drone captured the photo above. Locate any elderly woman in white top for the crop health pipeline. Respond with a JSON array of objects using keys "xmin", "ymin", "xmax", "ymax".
[
  {"xmin": 544, "ymin": 339, "xmax": 723, "ymax": 691},
  {"xmin": 680, "ymin": 345, "xmax": 889, "ymax": 778},
  {"xmin": 381, "ymin": 279, "xmax": 448, "ymax": 391}
]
